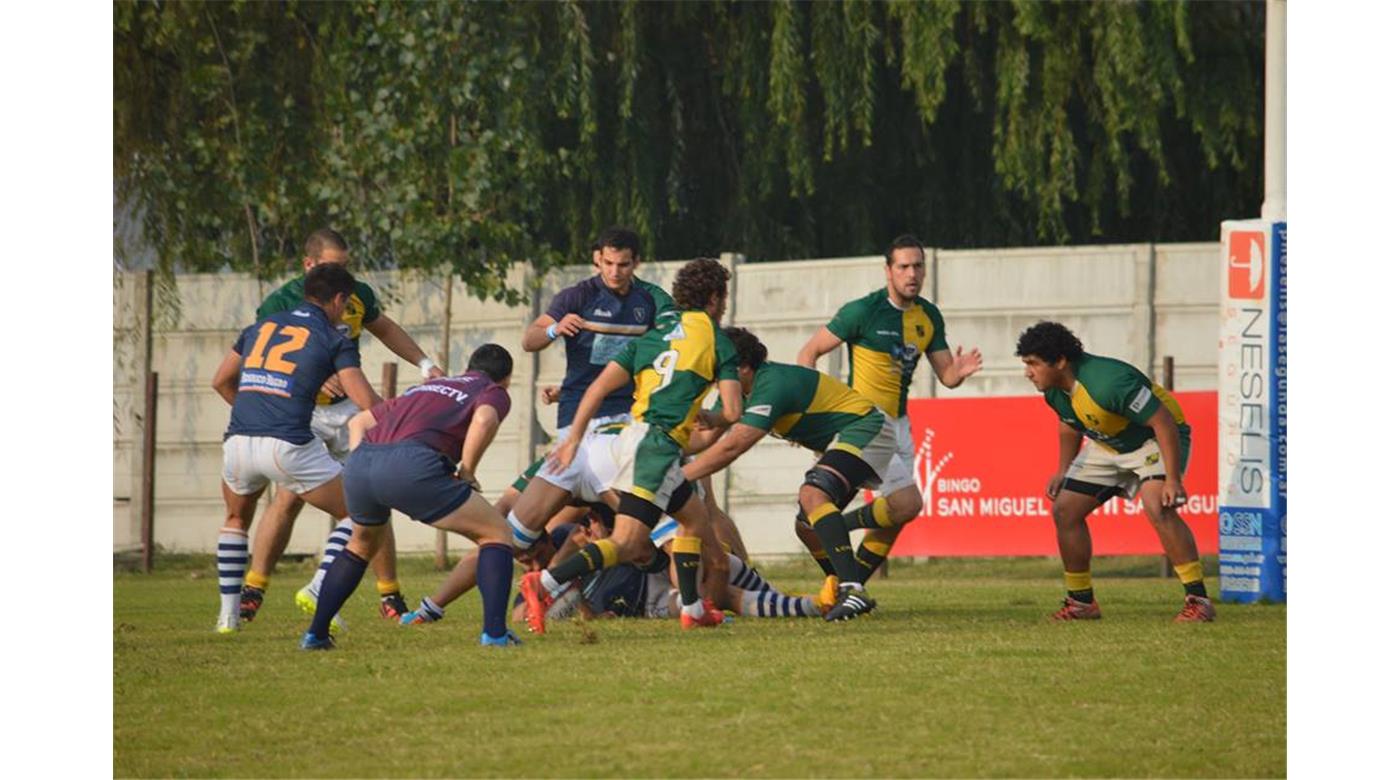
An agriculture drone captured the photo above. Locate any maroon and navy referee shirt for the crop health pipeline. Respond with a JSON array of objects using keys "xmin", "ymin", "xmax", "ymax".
[{"xmin": 364, "ymin": 370, "xmax": 512, "ymax": 459}]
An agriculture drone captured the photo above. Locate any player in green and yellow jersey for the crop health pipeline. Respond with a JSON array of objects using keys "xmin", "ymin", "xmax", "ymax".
[
  {"xmin": 684, "ymin": 327, "xmax": 920, "ymax": 621},
  {"xmin": 521, "ymin": 258, "xmax": 743, "ymax": 632},
  {"xmin": 239, "ymin": 228, "xmax": 445, "ymax": 627},
  {"xmin": 796, "ymin": 234, "xmax": 982, "ymax": 580},
  {"xmin": 1016, "ymin": 321, "xmax": 1215, "ymax": 623}
]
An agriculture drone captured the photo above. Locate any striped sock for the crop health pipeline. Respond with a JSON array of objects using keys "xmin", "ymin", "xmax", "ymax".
[
  {"xmin": 727, "ymin": 553, "xmax": 773, "ymax": 592},
  {"xmin": 306, "ymin": 518, "xmax": 354, "ymax": 598},
  {"xmin": 217, "ymin": 529, "xmax": 249, "ymax": 620},
  {"xmin": 740, "ymin": 589, "xmax": 819, "ymax": 618},
  {"xmin": 418, "ymin": 596, "xmax": 445, "ymax": 621}
]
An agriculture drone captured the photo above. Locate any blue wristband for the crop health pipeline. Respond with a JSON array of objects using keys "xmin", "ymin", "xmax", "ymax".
[{"xmin": 546, "ymin": 323, "xmax": 558, "ymax": 340}]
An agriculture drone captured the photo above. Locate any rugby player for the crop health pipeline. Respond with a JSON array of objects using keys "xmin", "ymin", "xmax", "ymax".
[
  {"xmin": 520, "ymin": 257, "xmax": 742, "ymax": 632},
  {"xmin": 209, "ymin": 263, "xmax": 379, "ymax": 634},
  {"xmin": 300, "ymin": 344, "xmax": 522, "ymax": 650},
  {"xmin": 1016, "ymin": 321, "xmax": 1215, "ymax": 622},
  {"xmin": 795, "ymin": 234, "xmax": 982, "ymax": 581},
  {"xmin": 239, "ymin": 228, "xmax": 444, "ymax": 624},
  {"xmin": 683, "ymin": 327, "xmax": 912, "ymax": 621}
]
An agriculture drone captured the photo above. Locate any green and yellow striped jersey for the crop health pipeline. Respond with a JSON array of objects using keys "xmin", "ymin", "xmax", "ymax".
[
  {"xmin": 612, "ymin": 310, "xmax": 738, "ymax": 446},
  {"xmin": 826, "ymin": 289, "xmax": 948, "ymax": 417},
  {"xmin": 739, "ymin": 362, "xmax": 883, "ymax": 452},
  {"xmin": 1043, "ymin": 353, "xmax": 1190, "ymax": 453}
]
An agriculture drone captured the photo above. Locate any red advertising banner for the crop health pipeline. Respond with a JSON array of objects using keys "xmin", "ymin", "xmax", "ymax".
[{"xmin": 888, "ymin": 391, "xmax": 1219, "ymax": 557}]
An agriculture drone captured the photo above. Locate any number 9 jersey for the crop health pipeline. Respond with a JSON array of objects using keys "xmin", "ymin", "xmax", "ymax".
[
  {"xmin": 224, "ymin": 302, "xmax": 362, "ymax": 445},
  {"xmin": 611, "ymin": 310, "xmax": 738, "ymax": 447}
]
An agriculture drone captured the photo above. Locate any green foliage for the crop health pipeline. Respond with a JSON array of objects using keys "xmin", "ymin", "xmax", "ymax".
[
  {"xmin": 115, "ymin": 1, "xmax": 1263, "ymax": 285},
  {"xmin": 115, "ymin": 558, "xmax": 1285, "ymax": 777}
]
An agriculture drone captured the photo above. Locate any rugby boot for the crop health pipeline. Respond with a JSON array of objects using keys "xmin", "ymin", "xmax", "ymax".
[
  {"xmin": 215, "ymin": 613, "xmax": 240, "ymax": 635},
  {"xmin": 379, "ymin": 591, "xmax": 410, "ymax": 620},
  {"xmin": 519, "ymin": 571, "xmax": 554, "ymax": 634},
  {"xmin": 679, "ymin": 599, "xmax": 727, "ymax": 629},
  {"xmin": 299, "ymin": 631, "xmax": 335, "ymax": 651},
  {"xmin": 1050, "ymin": 596, "xmax": 1102, "ymax": 621},
  {"xmin": 813, "ymin": 575, "xmax": 840, "ymax": 616},
  {"xmin": 1174, "ymin": 594, "xmax": 1217, "ymax": 623},
  {"xmin": 480, "ymin": 629, "xmax": 524, "ymax": 647},
  {"xmin": 238, "ymin": 585, "xmax": 264, "ymax": 622},
  {"xmin": 400, "ymin": 608, "xmax": 441, "ymax": 626},
  {"xmin": 295, "ymin": 585, "xmax": 346, "ymax": 635},
  {"xmin": 824, "ymin": 585, "xmax": 877, "ymax": 622}
]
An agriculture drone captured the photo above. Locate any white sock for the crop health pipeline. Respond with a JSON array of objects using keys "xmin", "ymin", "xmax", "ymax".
[
  {"xmin": 217, "ymin": 529, "xmax": 249, "ymax": 619},
  {"xmin": 540, "ymin": 569, "xmax": 563, "ymax": 597},
  {"xmin": 681, "ymin": 599, "xmax": 705, "ymax": 619},
  {"xmin": 506, "ymin": 510, "xmax": 541, "ymax": 551},
  {"xmin": 306, "ymin": 518, "xmax": 354, "ymax": 597}
]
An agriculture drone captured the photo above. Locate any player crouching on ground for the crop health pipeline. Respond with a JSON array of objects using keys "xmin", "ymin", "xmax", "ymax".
[
  {"xmin": 683, "ymin": 327, "xmax": 914, "ymax": 621},
  {"xmin": 300, "ymin": 344, "xmax": 523, "ymax": 650},
  {"xmin": 1016, "ymin": 321, "xmax": 1215, "ymax": 623}
]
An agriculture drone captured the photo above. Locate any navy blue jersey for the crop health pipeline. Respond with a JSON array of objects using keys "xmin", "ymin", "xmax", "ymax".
[
  {"xmin": 546, "ymin": 276, "xmax": 675, "ymax": 428},
  {"xmin": 225, "ymin": 303, "xmax": 361, "ymax": 444},
  {"xmin": 582, "ymin": 565, "xmax": 649, "ymax": 617}
]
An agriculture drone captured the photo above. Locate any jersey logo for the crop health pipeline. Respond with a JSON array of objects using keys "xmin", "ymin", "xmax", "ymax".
[
  {"xmin": 1145, "ymin": 451, "xmax": 1161, "ymax": 466},
  {"xmin": 291, "ymin": 310, "xmax": 311, "ymax": 318},
  {"xmin": 1128, "ymin": 386, "xmax": 1152, "ymax": 413},
  {"xmin": 663, "ymin": 322, "xmax": 686, "ymax": 341},
  {"xmin": 592, "ymin": 307, "xmax": 614, "ymax": 317},
  {"xmin": 915, "ymin": 324, "xmax": 925, "ymax": 338},
  {"xmin": 633, "ymin": 307, "xmax": 647, "ymax": 323},
  {"xmin": 876, "ymin": 329, "xmax": 900, "ymax": 337},
  {"xmin": 746, "ymin": 404, "xmax": 772, "ymax": 418}
]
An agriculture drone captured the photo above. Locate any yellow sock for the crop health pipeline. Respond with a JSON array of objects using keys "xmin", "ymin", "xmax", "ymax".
[
  {"xmin": 871, "ymin": 498, "xmax": 894, "ymax": 528},
  {"xmin": 1173, "ymin": 560, "xmax": 1204, "ymax": 585},
  {"xmin": 595, "ymin": 538, "xmax": 620, "ymax": 568},
  {"xmin": 1064, "ymin": 570, "xmax": 1092, "ymax": 593},
  {"xmin": 672, "ymin": 536, "xmax": 702, "ymax": 555},
  {"xmin": 244, "ymin": 571, "xmax": 269, "ymax": 591},
  {"xmin": 376, "ymin": 579, "xmax": 401, "ymax": 597}
]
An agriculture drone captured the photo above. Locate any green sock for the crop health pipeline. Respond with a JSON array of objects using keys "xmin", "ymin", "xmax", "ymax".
[
  {"xmin": 809, "ymin": 504, "xmax": 863, "ymax": 584},
  {"xmin": 854, "ymin": 538, "xmax": 891, "ymax": 584}
]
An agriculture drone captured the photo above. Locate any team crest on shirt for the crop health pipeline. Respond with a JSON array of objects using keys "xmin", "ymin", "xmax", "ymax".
[
  {"xmin": 916, "ymin": 324, "xmax": 925, "ymax": 338},
  {"xmin": 335, "ymin": 323, "xmax": 351, "ymax": 337},
  {"xmin": 633, "ymin": 307, "xmax": 647, "ymax": 323}
]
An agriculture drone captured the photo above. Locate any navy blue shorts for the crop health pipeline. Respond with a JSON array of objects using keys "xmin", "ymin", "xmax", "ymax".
[{"xmin": 342, "ymin": 441, "xmax": 472, "ymax": 526}]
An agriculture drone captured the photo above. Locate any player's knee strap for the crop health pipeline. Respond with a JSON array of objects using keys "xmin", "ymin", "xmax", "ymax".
[
  {"xmin": 617, "ymin": 491, "xmax": 663, "ymax": 529},
  {"xmin": 665, "ymin": 480, "xmax": 695, "ymax": 516},
  {"xmin": 803, "ymin": 466, "xmax": 852, "ymax": 509}
]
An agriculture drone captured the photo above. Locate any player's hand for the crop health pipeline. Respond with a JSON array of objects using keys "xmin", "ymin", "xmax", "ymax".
[
  {"xmin": 555, "ymin": 313, "xmax": 588, "ymax": 338},
  {"xmin": 456, "ymin": 465, "xmax": 482, "ymax": 492},
  {"xmin": 320, "ymin": 375, "xmax": 345, "ymax": 398},
  {"xmin": 426, "ymin": 365, "xmax": 446, "ymax": 380},
  {"xmin": 695, "ymin": 409, "xmax": 726, "ymax": 431},
  {"xmin": 546, "ymin": 438, "xmax": 580, "ymax": 473},
  {"xmin": 1046, "ymin": 471, "xmax": 1067, "ymax": 499},
  {"xmin": 1161, "ymin": 477, "xmax": 1187, "ymax": 508},
  {"xmin": 540, "ymin": 385, "xmax": 561, "ymax": 405},
  {"xmin": 952, "ymin": 345, "xmax": 984, "ymax": 380}
]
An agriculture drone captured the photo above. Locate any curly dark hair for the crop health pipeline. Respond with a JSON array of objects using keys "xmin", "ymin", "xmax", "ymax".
[
  {"xmin": 723, "ymin": 326, "xmax": 768, "ymax": 371},
  {"xmin": 671, "ymin": 257, "xmax": 730, "ymax": 311},
  {"xmin": 1015, "ymin": 321, "xmax": 1084, "ymax": 364}
]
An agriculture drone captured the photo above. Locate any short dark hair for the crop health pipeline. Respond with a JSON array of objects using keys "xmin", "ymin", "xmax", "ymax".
[
  {"xmin": 303, "ymin": 262, "xmax": 356, "ymax": 305},
  {"xmin": 885, "ymin": 233, "xmax": 925, "ymax": 266},
  {"xmin": 467, "ymin": 343, "xmax": 514, "ymax": 383},
  {"xmin": 1015, "ymin": 321, "xmax": 1084, "ymax": 364},
  {"xmin": 305, "ymin": 228, "xmax": 349, "ymax": 260},
  {"xmin": 671, "ymin": 257, "xmax": 730, "ymax": 311},
  {"xmin": 723, "ymin": 326, "xmax": 767, "ymax": 371},
  {"xmin": 595, "ymin": 226, "xmax": 642, "ymax": 260}
]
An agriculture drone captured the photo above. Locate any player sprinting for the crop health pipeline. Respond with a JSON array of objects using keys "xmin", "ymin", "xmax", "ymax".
[
  {"xmin": 209, "ymin": 263, "xmax": 380, "ymax": 634},
  {"xmin": 1015, "ymin": 321, "xmax": 1216, "ymax": 622},
  {"xmin": 239, "ymin": 228, "xmax": 444, "ymax": 625},
  {"xmin": 796, "ymin": 234, "xmax": 982, "ymax": 582},
  {"xmin": 520, "ymin": 257, "xmax": 743, "ymax": 632},
  {"xmin": 684, "ymin": 327, "xmax": 915, "ymax": 621},
  {"xmin": 300, "ymin": 344, "xmax": 522, "ymax": 650}
]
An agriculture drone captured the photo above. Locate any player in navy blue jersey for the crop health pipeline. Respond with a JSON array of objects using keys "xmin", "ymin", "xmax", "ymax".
[
  {"xmin": 300, "ymin": 344, "xmax": 521, "ymax": 649},
  {"xmin": 209, "ymin": 263, "xmax": 380, "ymax": 634}
]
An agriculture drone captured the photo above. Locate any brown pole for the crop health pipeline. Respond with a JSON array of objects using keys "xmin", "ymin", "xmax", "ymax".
[
  {"xmin": 140, "ymin": 371, "xmax": 158, "ymax": 573},
  {"xmin": 1161, "ymin": 356, "xmax": 1175, "ymax": 578}
]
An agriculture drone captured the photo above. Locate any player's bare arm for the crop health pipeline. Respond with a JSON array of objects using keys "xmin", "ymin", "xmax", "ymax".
[
  {"xmin": 522, "ymin": 313, "xmax": 590, "ymax": 352},
  {"xmin": 928, "ymin": 345, "xmax": 984, "ymax": 389},
  {"xmin": 796, "ymin": 327, "xmax": 843, "ymax": 368},
  {"xmin": 364, "ymin": 314, "xmax": 443, "ymax": 378},
  {"xmin": 1146, "ymin": 406, "xmax": 1186, "ymax": 506},
  {"xmin": 1048, "ymin": 422, "xmax": 1083, "ymax": 498},
  {"xmin": 211, "ymin": 350, "xmax": 243, "ymax": 405},
  {"xmin": 681, "ymin": 423, "xmax": 767, "ymax": 483},
  {"xmin": 547, "ymin": 361, "xmax": 630, "ymax": 471},
  {"xmin": 457, "ymin": 404, "xmax": 501, "ymax": 488},
  {"xmin": 346, "ymin": 408, "xmax": 378, "ymax": 451},
  {"xmin": 336, "ymin": 366, "xmax": 383, "ymax": 410}
]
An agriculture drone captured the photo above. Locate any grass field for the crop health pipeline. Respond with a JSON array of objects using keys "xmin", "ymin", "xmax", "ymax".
[{"xmin": 114, "ymin": 555, "xmax": 1284, "ymax": 778}]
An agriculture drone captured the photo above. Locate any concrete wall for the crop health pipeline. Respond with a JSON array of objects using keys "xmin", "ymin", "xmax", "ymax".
[{"xmin": 113, "ymin": 242, "xmax": 1218, "ymax": 556}]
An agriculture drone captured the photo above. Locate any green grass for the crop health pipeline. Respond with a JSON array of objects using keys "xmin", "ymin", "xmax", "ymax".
[{"xmin": 114, "ymin": 556, "xmax": 1285, "ymax": 778}]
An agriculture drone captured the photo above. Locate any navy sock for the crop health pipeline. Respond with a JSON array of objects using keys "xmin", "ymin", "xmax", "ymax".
[
  {"xmin": 309, "ymin": 549, "xmax": 367, "ymax": 640},
  {"xmin": 476, "ymin": 543, "xmax": 513, "ymax": 639}
]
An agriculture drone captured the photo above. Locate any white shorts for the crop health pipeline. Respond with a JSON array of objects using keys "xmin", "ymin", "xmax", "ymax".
[
  {"xmin": 310, "ymin": 398, "xmax": 361, "ymax": 461},
  {"xmin": 860, "ymin": 414, "xmax": 917, "ymax": 496},
  {"xmin": 536, "ymin": 425, "xmax": 627, "ymax": 503},
  {"xmin": 1065, "ymin": 438, "xmax": 1187, "ymax": 501},
  {"xmin": 222, "ymin": 434, "xmax": 341, "ymax": 496}
]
